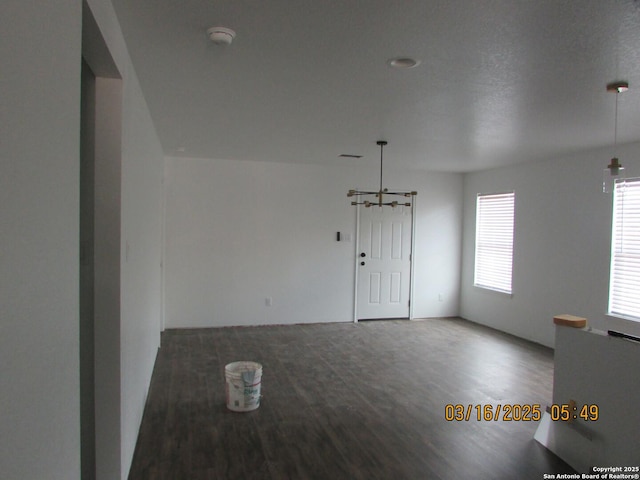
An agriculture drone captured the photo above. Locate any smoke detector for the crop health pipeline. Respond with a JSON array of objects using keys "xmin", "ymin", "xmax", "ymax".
[{"xmin": 207, "ymin": 27, "xmax": 236, "ymax": 46}]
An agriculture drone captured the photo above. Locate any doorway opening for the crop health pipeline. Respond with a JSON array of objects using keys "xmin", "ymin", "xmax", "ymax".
[{"xmin": 80, "ymin": 3, "xmax": 123, "ymax": 478}]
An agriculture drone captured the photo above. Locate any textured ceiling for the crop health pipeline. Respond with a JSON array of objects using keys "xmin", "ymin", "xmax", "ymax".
[{"xmin": 111, "ymin": 0, "xmax": 640, "ymax": 172}]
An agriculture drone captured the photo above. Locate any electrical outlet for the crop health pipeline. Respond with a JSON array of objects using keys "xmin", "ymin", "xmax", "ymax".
[
  {"xmin": 265, "ymin": 297, "xmax": 272, "ymax": 307},
  {"xmin": 438, "ymin": 293, "xmax": 443, "ymax": 302}
]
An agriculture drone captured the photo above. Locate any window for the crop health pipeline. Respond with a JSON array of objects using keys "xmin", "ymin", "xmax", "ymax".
[
  {"xmin": 609, "ymin": 178, "xmax": 640, "ymax": 320},
  {"xmin": 474, "ymin": 192, "xmax": 515, "ymax": 294}
]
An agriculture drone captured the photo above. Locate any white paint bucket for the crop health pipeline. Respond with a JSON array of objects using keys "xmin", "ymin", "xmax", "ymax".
[{"xmin": 224, "ymin": 361, "xmax": 262, "ymax": 412}]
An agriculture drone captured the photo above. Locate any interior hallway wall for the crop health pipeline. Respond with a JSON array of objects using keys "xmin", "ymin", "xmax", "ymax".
[
  {"xmin": 1, "ymin": 0, "xmax": 164, "ymax": 478},
  {"xmin": 1, "ymin": 1, "xmax": 83, "ymax": 478},
  {"xmin": 85, "ymin": 0, "xmax": 165, "ymax": 476}
]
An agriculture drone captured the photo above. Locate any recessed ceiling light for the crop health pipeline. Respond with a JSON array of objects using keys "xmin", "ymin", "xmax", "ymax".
[{"xmin": 387, "ymin": 57, "xmax": 421, "ymax": 69}]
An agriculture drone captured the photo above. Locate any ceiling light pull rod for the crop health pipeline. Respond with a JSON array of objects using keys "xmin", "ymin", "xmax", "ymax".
[
  {"xmin": 614, "ymin": 86, "xmax": 619, "ymax": 157},
  {"xmin": 347, "ymin": 141, "xmax": 417, "ymax": 208},
  {"xmin": 379, "ymin": 140, "xmax": 385, "ymax": 194},
  {"xmin": 603, "ymin": 81, "xmax": 629, "ymax": 193}
]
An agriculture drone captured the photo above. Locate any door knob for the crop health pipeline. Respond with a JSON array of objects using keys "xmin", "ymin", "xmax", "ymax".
[{"xmin": 360, "ymin": 252, "xmax": 366, "ymax": 257}]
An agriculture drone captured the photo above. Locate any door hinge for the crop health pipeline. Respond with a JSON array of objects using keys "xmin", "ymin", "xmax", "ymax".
[{"xmin": 408, "ymin": 299, "xmax": 411, "ymax": 307}]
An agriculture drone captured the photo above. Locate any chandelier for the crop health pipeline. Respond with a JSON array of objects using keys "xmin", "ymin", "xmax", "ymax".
[
  {"xmin": 603, "ymin": 81, "xmax": 628, "ymax": 193},
  {"xmin": 347, "ymin": 141, "xmax": 417, "ymax": 207}
]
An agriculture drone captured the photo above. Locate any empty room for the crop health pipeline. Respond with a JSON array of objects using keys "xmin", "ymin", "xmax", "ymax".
[{"xmin": 3, "ymin": 0, "xmax": 640, "ymax": 479}]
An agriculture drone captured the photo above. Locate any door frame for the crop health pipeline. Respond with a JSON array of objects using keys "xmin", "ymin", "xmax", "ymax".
[
  {"xmin": 81, "ymin": 3, "xmax": 123, "ymax": 478},
  {"xmin": 352, "ymin": 191, "xmax": 417, "ymax": 322}
]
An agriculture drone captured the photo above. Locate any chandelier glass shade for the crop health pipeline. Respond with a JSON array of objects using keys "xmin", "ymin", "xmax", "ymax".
[{"xmin": 348, "ymin": 141, "xmax": 417, "ymax": 208}]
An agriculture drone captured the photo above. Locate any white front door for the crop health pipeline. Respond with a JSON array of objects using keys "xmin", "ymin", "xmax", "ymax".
[{"xmin": 356, "ymin": 203, "xmax": 412, "ymax": 320}]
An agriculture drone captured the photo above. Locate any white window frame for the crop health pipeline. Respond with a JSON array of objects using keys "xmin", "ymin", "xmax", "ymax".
[
  {"xmin": 474, "ymin": 191, "xmax": 515, "ymax": 294},
  {"xmin": 608, "ymin": 178, "xmax": 640, "ymax": 321}
]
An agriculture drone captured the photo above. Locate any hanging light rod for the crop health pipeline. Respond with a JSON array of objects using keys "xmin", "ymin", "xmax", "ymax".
[
  {"xmin": 347, "ymin": 141, "xmax": 417, "ymax": 208},
  {"xmin": 606, "ymin": 81, "xmax": 628, "ymax": 174},
  {"xmin": 603, "ymin": 80, "xmax": 629, "ymax": 193}
]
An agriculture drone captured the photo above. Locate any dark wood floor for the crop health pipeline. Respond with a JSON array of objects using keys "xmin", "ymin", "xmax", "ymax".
[{"xmin": 128, "ymin": 318, "xmax": 575, "ymax": 479}]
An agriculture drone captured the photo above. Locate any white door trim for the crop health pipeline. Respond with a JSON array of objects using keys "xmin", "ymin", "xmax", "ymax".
[
  {"xmin": 409, "ymin": 194, "xmax": 417, "ymax": 320},
  {"xmin": 353, "ymin": 190, "xmax": 361, "ymax": 323}
]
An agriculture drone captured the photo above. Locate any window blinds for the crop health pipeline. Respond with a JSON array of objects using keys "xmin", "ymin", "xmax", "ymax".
[
  {"xmin": 474, "ymin": 192, "xmax": 515, "ymax": 294},
  {"xmin": 609, "ymin": 179, "xmax": 640, "ymax": 320}
]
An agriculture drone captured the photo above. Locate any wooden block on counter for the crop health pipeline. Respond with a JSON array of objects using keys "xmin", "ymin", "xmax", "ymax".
[{"xmin": 553, "ymin": 314, "xmax": 587, "ymax": 328}]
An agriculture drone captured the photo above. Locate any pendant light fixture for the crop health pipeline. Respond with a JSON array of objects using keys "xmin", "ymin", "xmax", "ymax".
[
  {"xmin": 603, "ymin": 81, "xmax": 629, "ymax": 193},
  {"xmin": 347, "ymin": 141, "xmax": 416, "ymax": 208}
]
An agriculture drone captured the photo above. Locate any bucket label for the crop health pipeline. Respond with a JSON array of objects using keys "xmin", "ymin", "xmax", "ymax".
[
  {"xmin": 227, "ymin": 382, "xmax": 261, "ymax": 407},
  {"xmin": 226, "ymin": 379, "xmax": 261, "ymax": 410},
  {"xmin": 244, "ymin": 385, "xmax": 261, "ymax": 406}
]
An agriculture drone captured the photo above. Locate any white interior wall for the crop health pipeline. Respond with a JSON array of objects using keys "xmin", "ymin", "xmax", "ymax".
[
  {"xmin": 461, "ymin": 142, "xmax": 640, "ymax": 347},
  {"xmin": 164, "ymin": 156, "xmax": 462, "ymax": 328},
  {"xmin": 1, "ymin": 2, "xmax": 83, "ymax": 478},
  {"xmin": 118, "ymin": 73, "xmax": 164, "ymax": 477},
  {"xmin": 84, "ymin": 1, "xmax": 165, "ymax": 476},
  {"xmin": 92, "ymin": 75, "xmax": 124, "ymax": 480},
  {"xmin": 1, "ymin": 1, "xmax": 163, "ymax": 478},
  {"xmin": 412, "ymin": 173, "xmax": 463, "ymax": 316}
]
